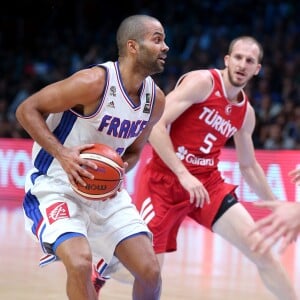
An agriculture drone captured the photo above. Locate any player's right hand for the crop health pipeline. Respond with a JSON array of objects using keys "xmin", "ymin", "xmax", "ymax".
[
  {"xmin": 178, "ymin": 172, "xmax": 210, "ymax": 208},
  {"xmin": 56, "ymin": 144, "xmax": 98, "ymax": 187}
]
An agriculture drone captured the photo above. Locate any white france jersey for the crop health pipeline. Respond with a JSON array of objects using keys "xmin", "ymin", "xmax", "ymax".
[{"xmin": 29, "ymin": 61, "xmax": 156, "ymax": 183}]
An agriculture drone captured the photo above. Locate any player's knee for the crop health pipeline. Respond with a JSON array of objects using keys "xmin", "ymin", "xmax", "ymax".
[
  {"xmin": 135, "ymin": 261, "xmax": 162, "ymax": 291},
  {"xmin": 111, "ymin": 266, "xmax": 135, "ymax": 284},
  {"xmin": 250, "ymin": 247, "xmax": 278, "ymax": 270},
  {"xmin": 66, "ymin": 253, "xmax": 93, "ymax": 278}
]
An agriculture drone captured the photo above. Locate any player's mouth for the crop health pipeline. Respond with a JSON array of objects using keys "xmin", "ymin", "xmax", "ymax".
[
  {"xmin": 235, "ymin": 71, "xmax": 246, "ymax": 80},
  {"xmin": 158, "ymin": 55, "xmax": 167, "ymax": 64}
]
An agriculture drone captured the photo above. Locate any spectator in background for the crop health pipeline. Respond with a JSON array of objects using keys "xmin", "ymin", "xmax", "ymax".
[
  {"xmin": 0, "ymin": 95, "xmax": 29, "ymax": 138},
  {"xmin": 291, "ymin": 107, "xmax": 300, "ymax": 149},
  {"xmin": 264, "ymin": 123, "xmax": 286, "ymax": 150},
  {"xmin": 1, "ymin": 1, "xmax": 300, "ymax": 147},
  {"xmin": 7, "ymin": 78, "xmax": 34, "ymax": 123},
  {"xmin": 0, "ymin": 96, "xmax": 8, "ymax": 122},
  {"xmin": 0, "ymin": 96, "xmax": 12, "ymax": 137},
  {"xmin": 255, "ymin": 93, "xmax": 282, "ymax": 125}
]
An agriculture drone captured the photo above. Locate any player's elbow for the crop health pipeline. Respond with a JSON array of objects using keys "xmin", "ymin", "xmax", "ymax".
[
  {"xmin": 238, "ymin": 160, "xmax": 257, "ymax": 176},
  {"xmin": 15, "ymin": 101, "xmax": 26, "ymax": 124}
]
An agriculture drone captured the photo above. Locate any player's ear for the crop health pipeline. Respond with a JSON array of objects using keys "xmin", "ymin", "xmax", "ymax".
[
  {"xmin": 127, "ymin": 39, "xmax": 138, "ymax": 54},
  {"xmin": 254, "ymin": 63, "xmax": 262, "ymax": 76},
  {"xmin": 224, "ymin": 55, "xmax": 229, "ymax": 67}
]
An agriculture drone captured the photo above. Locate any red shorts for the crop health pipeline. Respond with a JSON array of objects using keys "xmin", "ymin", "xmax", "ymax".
[{"xmin": 133, "ymin": 161, "xmax": 237, "ymax": 254}]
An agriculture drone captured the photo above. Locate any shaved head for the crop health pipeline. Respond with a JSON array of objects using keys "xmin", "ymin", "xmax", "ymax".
[{"xmin": 116, "ymin": 15, "xmax": 161, "ymax": 56}]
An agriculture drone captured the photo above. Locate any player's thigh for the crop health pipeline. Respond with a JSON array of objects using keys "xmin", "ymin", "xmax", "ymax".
[
  {"xmin": 114, "ymin": 233, "xmax": 159, "ymax": 276},
  {"xmin": 212, "ymin": 202, "xmax": 258, "ymax": 252}
]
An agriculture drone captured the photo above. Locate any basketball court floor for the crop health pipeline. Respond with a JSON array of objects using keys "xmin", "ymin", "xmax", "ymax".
[{"xmin": 1, "ymin": 200, "xmax": 300, "ymax": 300}]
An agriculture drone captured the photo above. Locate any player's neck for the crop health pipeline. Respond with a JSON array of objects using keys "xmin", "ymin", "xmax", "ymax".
[
  {"xmin": 221, "ymin": 70, "xmax": 245, "ymax": 103},
  {"xmin": 118, "ymin": 59, "xmax": 145, "ymax": 97}
]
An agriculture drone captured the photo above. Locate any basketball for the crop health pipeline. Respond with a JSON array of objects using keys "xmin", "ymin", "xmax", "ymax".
[{"xmin": 71, "ymin": 144, "xmax": 124, "ymax": 200}]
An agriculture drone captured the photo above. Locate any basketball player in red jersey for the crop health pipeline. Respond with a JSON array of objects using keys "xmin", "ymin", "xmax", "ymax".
[{"xmin": 134, "ymin": 36, "xmax": 297, "ymax": 299}]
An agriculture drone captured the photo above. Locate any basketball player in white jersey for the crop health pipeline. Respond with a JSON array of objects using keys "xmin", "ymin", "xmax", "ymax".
[{"xmin": 16, "ymin": 15, "xmax": 169, "ymax": 300}]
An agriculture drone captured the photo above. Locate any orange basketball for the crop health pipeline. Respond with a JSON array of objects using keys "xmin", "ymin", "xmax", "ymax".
[{"xmin": 71, "ymin": 144, "xmax": 124, "ymax": 200}]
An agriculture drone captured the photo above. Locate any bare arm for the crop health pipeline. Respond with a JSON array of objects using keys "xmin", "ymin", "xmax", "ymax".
[
  {"xmin": 15, "ymin": 67, "xmax": 106, "ymax": 186},
  {"xmin": 148, "ymin": 70, "xmax": 212, "ymax": 207},
  {"xmin": 234, "ymin": 103, "xmax": 277, "ymax": 201}
]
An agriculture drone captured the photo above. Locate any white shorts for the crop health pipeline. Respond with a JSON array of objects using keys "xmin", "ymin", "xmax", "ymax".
[{"xmin": 23, "ymin": 174, "xmax": 151, "ymax": 275}]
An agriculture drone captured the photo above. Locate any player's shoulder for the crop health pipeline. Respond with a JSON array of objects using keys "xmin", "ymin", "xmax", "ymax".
[
  {"xmin": 245, "ymin": 100, "xmax": 255, "ymax": 117},
  {"xmin": 177, "ymin": 69, "xmax": 213, "ymax": 87},
  {"xmin": 78, "ymin": 65, "xmax": 106, "ymax": 80},
  {"xmin": 155, "ymin": 84, "xmax": 165, "ymax": 98},
  {"xmin": 239, "ymin": 100, "xmax": 256, "ymax": 131},
  {"xmin": 183, "ymin": 69, "xmax": 212, "ymax": 80},
  {"xmin": 153, "ymin": 84, "xmax": 166, "ymax": 112},
  {"xmin": 69, "ymin": 66, "xmax": 106, "ymax": 91},
  {"xmin": 174, "ymin": 69, "xmax": 214, "ymax": 101}
]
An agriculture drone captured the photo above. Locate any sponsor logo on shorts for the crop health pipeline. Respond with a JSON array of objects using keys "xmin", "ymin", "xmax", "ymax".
[{"xmin": 46, "ymin": 202, "xmax": 70, "ymax": 224}]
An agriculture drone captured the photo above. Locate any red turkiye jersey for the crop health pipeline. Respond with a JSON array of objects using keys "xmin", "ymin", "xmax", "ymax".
[{"xmin": 152, "ymin": 69, "xmax": 248, "ymax": 175}]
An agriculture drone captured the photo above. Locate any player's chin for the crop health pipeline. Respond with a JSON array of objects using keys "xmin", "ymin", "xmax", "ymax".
[
  {"xmin": 156, "ymin": 61, "xmax": 165, "ymax": 72},
  {"xmin": 232, "ymin": 79, "xmax": 246, "ymax": 88},
  {"xmin": 150, "ymin": 62, "xmax": 165, "ymax": 75},
  {"xmin": 158, "ymin": 58, "xmax": 166, "ymax": 65}
]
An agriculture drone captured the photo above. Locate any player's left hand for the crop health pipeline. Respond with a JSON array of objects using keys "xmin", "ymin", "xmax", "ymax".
[{"xmin": 249, "ymin": 201, "xmax": 299, "ymax": 254}]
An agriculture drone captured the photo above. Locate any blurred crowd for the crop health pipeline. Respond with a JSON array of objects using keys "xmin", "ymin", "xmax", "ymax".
[{"xmin": 1, "ymin": 0, "xmax": 300, "ymax": 149}]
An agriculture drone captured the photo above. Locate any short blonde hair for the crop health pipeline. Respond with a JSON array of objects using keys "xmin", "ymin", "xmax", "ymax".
[{"xmin": 228, "ymin": 36, "xmax": 263, "ymax": 63}]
